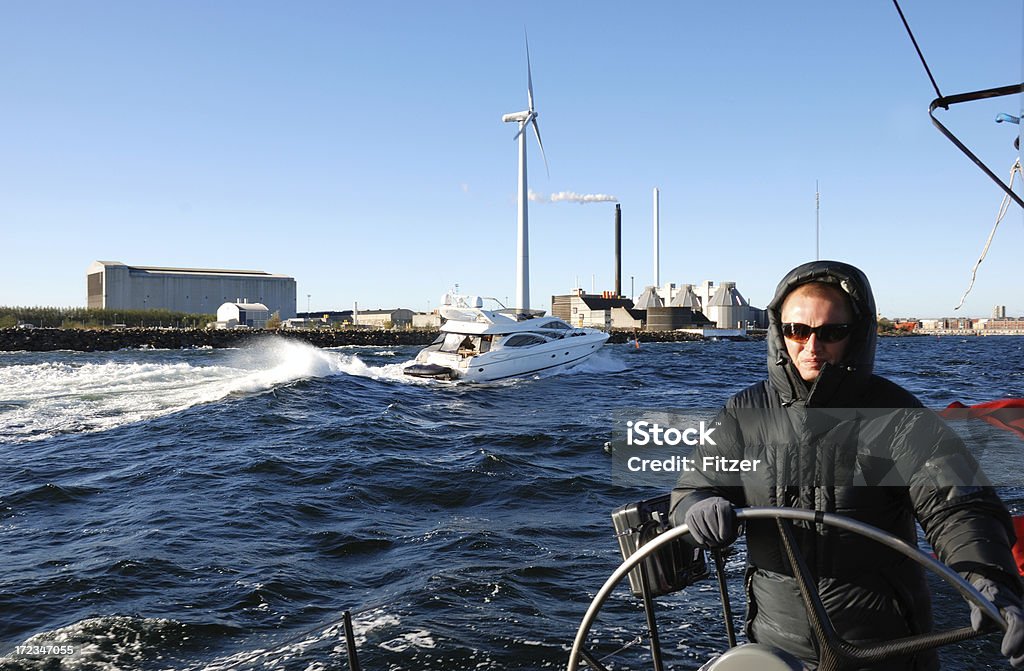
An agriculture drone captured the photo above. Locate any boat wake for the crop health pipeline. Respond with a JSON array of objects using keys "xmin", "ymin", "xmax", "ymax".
[
  {"xmin": 0, "ymin": 338, "xmax": 421, "ymax": 443},
  {"xmin": 565, "ymin": 348, "xmax": 627, "ymax": 375}
]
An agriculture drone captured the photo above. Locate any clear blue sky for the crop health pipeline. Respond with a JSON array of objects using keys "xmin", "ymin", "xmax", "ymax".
[{"xmin": 2, "ymin": 1, "xmax": 1022, "ymax": 318}]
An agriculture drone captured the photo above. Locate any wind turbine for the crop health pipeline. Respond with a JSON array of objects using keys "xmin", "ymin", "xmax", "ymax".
[{"xmin": 502, "ymin": 35, "xmax": 548, "ymax": 315}]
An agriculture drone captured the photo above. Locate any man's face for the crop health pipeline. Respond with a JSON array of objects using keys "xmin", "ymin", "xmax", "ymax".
[{"xmin": 780, "ymin": 288, "xmax": 853, "ymax": 382}]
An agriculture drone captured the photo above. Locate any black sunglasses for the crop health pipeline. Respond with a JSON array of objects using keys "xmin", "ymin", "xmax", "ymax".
[{"xmin": 782, "ymin": 322, "xmax": 851, "ymax": 344}]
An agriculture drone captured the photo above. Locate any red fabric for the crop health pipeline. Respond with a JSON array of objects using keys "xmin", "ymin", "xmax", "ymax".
[
  {"xmin": 942, "ymin": 401, "xmax": 1024, "ymax": 573},
  {"xmin": 940, "ymin": 399, "xmax": 1024, "ymax": 440},
  {"xmin": 942, "ymin": 401, "xmax": 1024, "ymax": 575},
  {"xmin": 1014, "ymin": 516, "xmax": 1024, "ymax": 577}
]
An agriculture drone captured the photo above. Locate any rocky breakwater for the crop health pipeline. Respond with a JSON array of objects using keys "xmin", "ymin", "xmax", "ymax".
[
  {"xmin": 0, "ymin": 328, "xmax": 440, "ymax": 352},
  {"xmin": 607, "ymin": 330, "xmax": 701, "ymax": 344}
]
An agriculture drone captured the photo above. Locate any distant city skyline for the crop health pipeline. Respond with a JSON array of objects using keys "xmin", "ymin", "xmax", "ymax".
[{"xmin": 2, "ymin": 2, "xmax": 1022, "ymax": 318}]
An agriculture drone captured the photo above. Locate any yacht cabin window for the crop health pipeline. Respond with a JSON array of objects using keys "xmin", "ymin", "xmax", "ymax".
[{"xmin": 502, "ymin": 334, "xmax": 548, "ymax": 348}]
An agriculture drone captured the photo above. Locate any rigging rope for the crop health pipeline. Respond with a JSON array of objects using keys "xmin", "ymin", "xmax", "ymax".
[
  {"xmin": 955, "ymin": 159, "xmax": 1022, "ymax": 310},
  {"xmin": 891, "ymin": 0, "xmax": 944, "ymax": 102},
  {"xmin": 598, "ymin": 634, "xmax": 644, "ymax": 663}
]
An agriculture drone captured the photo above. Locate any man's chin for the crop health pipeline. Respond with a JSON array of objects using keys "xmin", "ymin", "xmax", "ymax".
[{"xmin": 797, "ymin": 364, "xmax": 823, "ymax": 382}]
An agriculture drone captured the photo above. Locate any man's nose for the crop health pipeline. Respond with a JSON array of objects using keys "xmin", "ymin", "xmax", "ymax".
[{"xmin": 806, "ymin": 333, "xmax": 825, "ymax": 352}]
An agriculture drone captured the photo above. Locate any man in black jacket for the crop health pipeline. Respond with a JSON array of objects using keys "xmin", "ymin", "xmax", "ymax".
[{"xmin": 669, "ymin": 260, "xmax": 1024, "ymax": 669}]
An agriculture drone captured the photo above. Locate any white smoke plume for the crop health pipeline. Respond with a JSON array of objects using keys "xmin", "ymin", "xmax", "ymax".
[{"xmin": 528, "ymin": 189, "xmax": 618, "ymax": 204}]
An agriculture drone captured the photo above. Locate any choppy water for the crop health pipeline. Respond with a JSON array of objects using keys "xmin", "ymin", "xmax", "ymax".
[{"xmin": 0, "ymin": 336, "xmax": 1021, "ymax": 670}]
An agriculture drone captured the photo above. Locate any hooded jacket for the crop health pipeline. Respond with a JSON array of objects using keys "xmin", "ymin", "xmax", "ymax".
[{"xmin": 669, "ymin": 260, "xmax": 1021, "ymax": 669}]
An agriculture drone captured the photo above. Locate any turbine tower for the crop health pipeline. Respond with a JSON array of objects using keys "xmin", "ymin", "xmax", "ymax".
[{"xmin": 502, "ymin": 34, "xmax": 548, "ymax": 314}]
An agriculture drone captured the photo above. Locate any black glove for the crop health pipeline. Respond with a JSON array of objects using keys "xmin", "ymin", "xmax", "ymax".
[
  {"xmin": 969, "ymin": 576, "xmax": 1024, "ymax": 667},
  {"xmin": 684, "ymin": 496, "xmax": 738, "ymax": 549}
]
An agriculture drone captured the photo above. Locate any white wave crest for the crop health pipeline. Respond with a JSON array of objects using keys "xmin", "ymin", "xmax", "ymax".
[
  {"xmin": 1, "ymin": 615, "xmax": 185, "ymax": 671},
  {"xmin": 0, "ymin": 338, "xmax": 419, "ymax": 443},
  {"xmin": 566, "ymin": 347, "xmax": 627, "ymax": 374},
  {"xmin": 198, "ymin": 608, "xmax": 406, "ymax": 671}
]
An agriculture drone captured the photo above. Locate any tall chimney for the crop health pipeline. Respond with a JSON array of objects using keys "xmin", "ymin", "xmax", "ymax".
[
  {"xmin": 653, "ymin": 187, "xmax": 660, "ymax": 289},
  {"xmin": 614, "ymin": 204, "xmax": 622, "ymax": 298}
]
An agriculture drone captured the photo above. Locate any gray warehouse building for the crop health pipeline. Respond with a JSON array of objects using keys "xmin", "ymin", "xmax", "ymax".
[{"xmin": 87, "ymin": 261, "xmax": 297, "ymax": 318}]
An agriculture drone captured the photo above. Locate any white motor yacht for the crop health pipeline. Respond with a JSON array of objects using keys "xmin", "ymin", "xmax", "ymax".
[{"xmin": 404, "ymin": 295, "xmax": 609, "ymax": 382}]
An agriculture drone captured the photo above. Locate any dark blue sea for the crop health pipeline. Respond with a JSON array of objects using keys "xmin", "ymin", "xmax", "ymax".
[{"xmin": 0, "ymin": 336, "xmax": 1022, "ymax": 670}]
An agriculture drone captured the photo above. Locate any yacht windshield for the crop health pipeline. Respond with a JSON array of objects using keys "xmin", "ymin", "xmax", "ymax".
[
  {"xmin": 439, "ymin": 333, "xmax": 466, "ymax": 353},
  {"xmin": 420, "ymin": 333, "xmax": 447, "ymax": 352}
]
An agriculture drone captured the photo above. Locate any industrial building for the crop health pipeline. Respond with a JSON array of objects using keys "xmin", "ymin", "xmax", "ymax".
[
  {"xmin": 650, "ymin": 280, "xmax": 766, "ymax": 329},
  {"xmin": 705, "ymin": 282, "xmax": 760, "ymax": 329},
  {"xmin": 215, "ymin": 302, "xmax": 271, "ymax": 329},
  {"xmin": 87, "ymin": 261, "xmax": 297, "ymax": 318},
  {"xmin": 295, "ymin": 311, "xmax": 355, "ymax": 327},
  {"xmin": 352, "ymin": 308, "xmax": 415, "ymax": 328},
  {"xmin": 634, "ymin": 286, "xmax": 664, "ymax": 309},
  {"xmin": 551, "ymin": 291, "xmax": 636, "ymax": 330},
  {"xmin": 551, "ymin": 279, "xmax": 764, "ymax": 332},
  {"xmin": 566, "ymin": 190, "xmax": 768, "ymax": 332},
  {"xmin": 413, "ymin": 312, "xmax": 442, "ymax": 329}
]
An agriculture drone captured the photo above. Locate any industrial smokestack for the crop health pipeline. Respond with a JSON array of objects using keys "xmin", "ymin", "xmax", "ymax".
[
  {"xmin": 653, "ymin": 187, "xmax": 660, "ymax": 289},
  {"xmin": 614, "ymin": 204, "xmax": 622, "ymax": 298}
]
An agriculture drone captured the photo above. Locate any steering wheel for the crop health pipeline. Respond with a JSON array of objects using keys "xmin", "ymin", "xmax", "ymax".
[{"xmin": 568, "ymin": 507, "xmax": 1007, "ymax": 671}]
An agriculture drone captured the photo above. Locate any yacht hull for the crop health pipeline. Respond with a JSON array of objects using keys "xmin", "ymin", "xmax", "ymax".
[{"xmin": 405, "ymin": 331, "xmax": 609, "ymax": 383}]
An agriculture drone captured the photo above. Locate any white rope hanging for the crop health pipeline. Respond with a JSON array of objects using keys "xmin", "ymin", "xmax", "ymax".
[{"xmin": 955, "ymin": 158, "xmax": 1023, "ymax": 310}]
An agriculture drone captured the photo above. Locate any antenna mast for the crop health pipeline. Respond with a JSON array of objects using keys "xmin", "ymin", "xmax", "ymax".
[
  {"xmin": 815, "ymin": 180, "xmax": 820, "ymax": 261},
  {"xmin": 653, "ymin": 187, "xmax": 660, "ymax": 288}
]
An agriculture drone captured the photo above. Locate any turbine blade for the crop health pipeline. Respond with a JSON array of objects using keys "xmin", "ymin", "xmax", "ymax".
[
  {"xmin": 525, "ymin": 32, "xmax": 535, "ymax": 112},
  {"xmin": 512, "ymin": 112, "xmax": 535, "ymax": 141},
  {"xmin": 532, "ymin": 116, "xmax": 549, "ymax": 177}
]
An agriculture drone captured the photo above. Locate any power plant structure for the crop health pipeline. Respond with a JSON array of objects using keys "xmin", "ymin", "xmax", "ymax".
[
  {"xmin": 550, "ymin": 191, "xmax": 766, "ymax": 332},
  {"xmin": 87, "ymin": 261, "xmax": 297, "ymax": 318}
]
